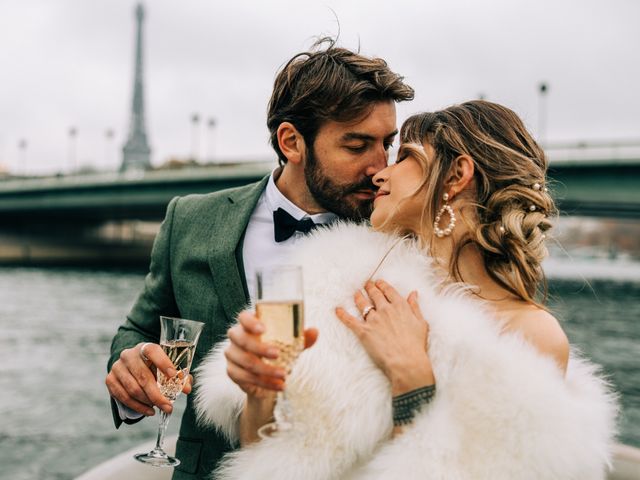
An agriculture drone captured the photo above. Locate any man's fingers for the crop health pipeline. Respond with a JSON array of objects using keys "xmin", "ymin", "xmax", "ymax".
[
  {"xmin": 112, "ymin": 363, "xmax": 154, "ymax": 406},
  {"xmin": 139, "ymin": 343, "xmax": 177, "ymax": 379},
  {"xmin": 304, "ymin": 328, "xmax": 319, "ymax": 349},
  {"xmin": 106, "ymin": 373, "xmax": 155, "ymax": 416},
  {"xmin": 120, "ymin": 347, "xmax": 173, "ymax": 413},
  {"xmin": 137, "ymin": 374, "xmax": 173, "ymax": 413},
  {"xmin": 238, "ymin": 310, "xmax": 265, "ymax": 335},
  {"xmin": 228, "ymin": 324, "xmax": 279, "ymax": 359},
  {"xmin": 224, "ymin": 345, "xmax": 286, "ymax": 379}
]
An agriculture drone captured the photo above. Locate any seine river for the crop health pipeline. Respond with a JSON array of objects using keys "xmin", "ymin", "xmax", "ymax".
[{"xmin": 1, "ymin": 263, "xmax": 639, "ymax": 479}]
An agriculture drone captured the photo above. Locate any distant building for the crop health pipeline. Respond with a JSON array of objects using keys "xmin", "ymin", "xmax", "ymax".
[{"xmin": 121, "ymin": 3, "xmax": 151, "ymax": 172}]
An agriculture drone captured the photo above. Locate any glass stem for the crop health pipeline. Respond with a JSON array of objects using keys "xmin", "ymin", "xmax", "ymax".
[
  {"xmin": 276, "ymin": 390, "xmax": 291, "ymax": 426},
  {"xmin": 153, "ymin": 409, "xmax": 172, "ymax": 453}
]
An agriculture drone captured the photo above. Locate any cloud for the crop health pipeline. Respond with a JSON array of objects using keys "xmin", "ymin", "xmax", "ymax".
[{"xmin": 0, "ymin": 0, "xmax": 638, "ymax": 174}]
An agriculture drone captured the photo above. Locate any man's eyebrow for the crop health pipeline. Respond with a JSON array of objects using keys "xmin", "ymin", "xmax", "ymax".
[
  {"xmin": 341, "ymin": 130, "xmax": 399, "ymax": 142},
  {"xmin": 385, "ymin": 129, "xmax": 399, "ymax": 139}
]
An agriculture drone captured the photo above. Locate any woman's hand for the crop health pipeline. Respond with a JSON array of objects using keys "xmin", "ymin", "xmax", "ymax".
[
  {"xmin": 336, "ymin": 280, "xmax": 435, "ymax": 396},
  {"xmin": 225, "ymin": 310, "xmax": 319, "ymax": 399},
  {"xmin": 227, "ymin": 310, "xmax": 318, "ymax": 445}
]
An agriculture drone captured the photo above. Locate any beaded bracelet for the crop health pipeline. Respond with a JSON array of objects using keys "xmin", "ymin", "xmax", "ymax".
[{"xmin": 392, "ymin": 384, "xmax": 436, "ymax": 426}]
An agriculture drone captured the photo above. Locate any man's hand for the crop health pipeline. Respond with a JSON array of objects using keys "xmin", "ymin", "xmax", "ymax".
[
  {"xmin": 225, "ymin": 310, "xmax": 318, "ymax": 399},
  {"xmin": 105, "ymin": 342, "xmax": 192, "ymax": 416}
]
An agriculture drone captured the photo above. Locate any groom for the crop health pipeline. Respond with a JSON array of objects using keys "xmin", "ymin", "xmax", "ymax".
[{"xmin": 105, "ymin": 38, "xmax": 413, "ymax": 479}]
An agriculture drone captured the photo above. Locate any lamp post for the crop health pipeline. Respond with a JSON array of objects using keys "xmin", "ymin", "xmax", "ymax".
[
  {"xmin": 68, "ymin": 127, "xmax": 78, "ymax": 174},
  {"xmin": 190, "ymin": 113, "xmax": 200, "ymax": 162},
  {"xmin": 105, "ymin": 129, "xmax": 115, "ymax": 170},
  {"xmin": 18, "ymin": 139, "xmax": 27, "ymax": 177},
  {"xmin": 207, "ymin": 117, "xmax": 217, "ymax": 163},
  {"xmin": 538, "ymin": 82, "xmax": 549, "ymax": 145}
]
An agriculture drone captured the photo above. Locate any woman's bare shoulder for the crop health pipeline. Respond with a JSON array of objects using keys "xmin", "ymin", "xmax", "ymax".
[{"xmin": 503, "ymin": 307, "xmax": 570, "ymax": 374}]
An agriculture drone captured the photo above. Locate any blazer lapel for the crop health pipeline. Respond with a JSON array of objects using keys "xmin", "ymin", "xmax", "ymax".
[{"xmin": 208, "ymin": 176, "xmax": 269, "ymax": 323}]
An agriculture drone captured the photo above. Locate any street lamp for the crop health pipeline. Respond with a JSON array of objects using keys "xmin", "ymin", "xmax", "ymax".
[
  {"xmin": 538, "ymin": 82, "xmax": 549, "ymax": 145},
  {"xmin": 207, "ymin": 117, "xmax": 217, "ymax": 163},
  {"xmin": 190, "ymin": 113, "xmax": 200, "ymax": 162},
  {"xmin": 18, "ymin": 139, "xmax": 27, "ymax": 177},
  {"xmin": 105, "ymin": 129, "xmax": 115, "ymax": 170},
  {"xmin": 68, "ymin": 127, "xmax": 78, "ymax": 174}
]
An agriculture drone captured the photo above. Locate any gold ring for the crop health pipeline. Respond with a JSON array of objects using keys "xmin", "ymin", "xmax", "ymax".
[
  {"xmin": 139, "ymin": 342, "xmax": 152, "ymax": 364},
  {"xmin": 362, "ymin": 305, "xmax": 375, "ymax": 319}
]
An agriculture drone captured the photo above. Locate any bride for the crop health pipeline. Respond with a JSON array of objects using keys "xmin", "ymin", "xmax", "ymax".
[{"xmin": 195, "ymin": 100, "xmax": 617, "ymax": 479}]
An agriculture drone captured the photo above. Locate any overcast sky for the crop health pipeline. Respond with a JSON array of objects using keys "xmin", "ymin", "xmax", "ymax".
[{"xmin": 0, "ymin": 0, "xmax": 638, "ymax": 175}]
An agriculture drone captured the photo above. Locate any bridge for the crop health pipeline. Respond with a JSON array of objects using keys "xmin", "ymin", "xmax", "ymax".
[
  {"xmin": 0, "ymin": 161, "xmax": 274, "ymax": 226},
  {"xmin": 0, "ymin": 146, "xmax": 637, "ymax": 266},
  {"xmin": 0, "ymin": 143, "xmax": 639, "ymax": 225},
  {"xmin": 546, "ymin": 140, "xmax": 640, "ymax": 219},
  {"xmin": 0, "ymin": 144, "xmax": 640, "ymax": 228}
]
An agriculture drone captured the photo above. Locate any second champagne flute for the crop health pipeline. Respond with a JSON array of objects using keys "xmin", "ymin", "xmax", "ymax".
[
  {"xmin": 134, "ymin": 316, "xmax": 204, "ymax": 467},
  {"xmin": 255, "ymin": 265, "xmax": 304, "ymax": 438}
]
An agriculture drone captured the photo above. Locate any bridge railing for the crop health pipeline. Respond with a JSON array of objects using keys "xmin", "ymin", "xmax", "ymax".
[{"xmin": 545, "ymin": 140, "xmax": 640, "ymax": 165}]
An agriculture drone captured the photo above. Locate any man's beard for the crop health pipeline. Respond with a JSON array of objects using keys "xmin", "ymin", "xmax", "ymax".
[{"xmin": 304, "ymin": 146, "xmax": 376, "ymax": 221}]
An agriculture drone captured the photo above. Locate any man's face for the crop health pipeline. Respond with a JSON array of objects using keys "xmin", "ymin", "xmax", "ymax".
[{"xmin": 303, "ymin": 101, "xmax": 398, "ymax": 221}]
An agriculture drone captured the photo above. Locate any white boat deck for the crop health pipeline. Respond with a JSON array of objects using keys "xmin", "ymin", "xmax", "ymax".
[{"xmin": 76, "ymin": 435, "xmax": 640, "ymax": 479}]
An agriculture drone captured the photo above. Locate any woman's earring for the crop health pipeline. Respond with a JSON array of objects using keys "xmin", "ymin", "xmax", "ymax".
[{"xmin": 434, "ymin": 192, "xmax": 456, "ymax": 238}]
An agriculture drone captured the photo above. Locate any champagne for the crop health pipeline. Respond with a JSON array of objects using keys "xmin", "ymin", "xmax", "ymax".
[
  {"xmin": 135, "ymin": 316, "xmax": 204, "ymax": 467},
  {"xmin": 256, "ymin": 300, "xmax": 304, "ymax": 370},
  {"xmin": 157, "ymin": 340, "xmax": 196, "ymax": 401}
]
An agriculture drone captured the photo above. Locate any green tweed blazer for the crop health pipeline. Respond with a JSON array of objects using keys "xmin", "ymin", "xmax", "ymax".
[{"xmin": 108, "ymin": 176, "xmax": 269, "ymax": 479}]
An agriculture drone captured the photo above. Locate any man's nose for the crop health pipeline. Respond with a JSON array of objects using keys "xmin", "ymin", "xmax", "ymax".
[{"xmin": 364, "ymin": 145, "xmax": 389, "ymax": 177}]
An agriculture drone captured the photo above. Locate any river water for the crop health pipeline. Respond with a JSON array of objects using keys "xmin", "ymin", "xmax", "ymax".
[{"xmin": 1, "ymin": 263, "xmax": 639, "ymax": 479}]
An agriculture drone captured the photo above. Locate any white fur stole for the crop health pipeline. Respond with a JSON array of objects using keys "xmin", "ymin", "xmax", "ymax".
[{"xmin": 195, "ymin": 222, "xmax": 618, "ymax": 480}]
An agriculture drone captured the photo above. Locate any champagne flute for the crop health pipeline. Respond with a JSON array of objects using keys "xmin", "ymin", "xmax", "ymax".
[
  {"xmin": 134, "ymin": 316, "xmax": 204, "ymax": 467},
  {"xmin": 255, "ymin": 265, "xmax": 304, "ymax": 438}
]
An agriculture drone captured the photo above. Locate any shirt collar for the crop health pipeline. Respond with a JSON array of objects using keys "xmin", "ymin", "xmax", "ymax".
[{"xmin": 265, "ymin": 169, "xmax": 339, "ymax": 224}]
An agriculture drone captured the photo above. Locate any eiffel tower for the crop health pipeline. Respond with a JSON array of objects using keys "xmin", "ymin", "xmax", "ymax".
[{"xmin": 121, "ymin": 3, "xmax": 151, "ymax": 171}]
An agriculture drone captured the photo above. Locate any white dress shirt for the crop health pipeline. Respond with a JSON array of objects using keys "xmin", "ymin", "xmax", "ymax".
[
  {"xmin": 242, "ymin": 171, "xmax": 337, "ymax": 301},
  {"xmin": 117, "ymin": 170, "xmax": 337, "ymax": 420}
]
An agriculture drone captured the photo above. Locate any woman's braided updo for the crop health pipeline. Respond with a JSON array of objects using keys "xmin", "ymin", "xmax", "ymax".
[{"xmin": 400, "ymin": 100, "xmax": 557, "ymax": 304}]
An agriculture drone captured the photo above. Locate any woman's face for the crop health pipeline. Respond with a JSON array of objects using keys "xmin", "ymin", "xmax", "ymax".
[{"xmin": 370, "ymin": 145, "xmax": 430, "ymax": 233}]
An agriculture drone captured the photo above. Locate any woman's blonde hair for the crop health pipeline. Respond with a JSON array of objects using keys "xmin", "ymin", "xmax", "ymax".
[{"xmin": 399, "ymin": 100, "xmax": 556, "ymax": 305}]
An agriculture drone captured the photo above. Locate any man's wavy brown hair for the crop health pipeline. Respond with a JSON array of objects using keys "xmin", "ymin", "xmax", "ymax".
[{"xmin": 267, "ymin": 38, "xmax": 414, "ymax": 165}]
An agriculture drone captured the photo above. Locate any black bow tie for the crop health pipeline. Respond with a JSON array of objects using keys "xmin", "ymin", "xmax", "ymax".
[{"xmin": 273, "ymin": 207, "xmax": 319, "ymax": 243}]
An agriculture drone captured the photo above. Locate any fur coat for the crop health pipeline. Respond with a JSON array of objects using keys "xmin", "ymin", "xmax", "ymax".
[{"xmin": 195, "ymin": 223, "xmax": 618, "ymax": 480}]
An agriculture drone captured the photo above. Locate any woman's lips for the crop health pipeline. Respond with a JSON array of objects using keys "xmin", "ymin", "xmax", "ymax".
[{"xmin": 374, "ymin": 191, "xmax": 389, "ymax": 202}]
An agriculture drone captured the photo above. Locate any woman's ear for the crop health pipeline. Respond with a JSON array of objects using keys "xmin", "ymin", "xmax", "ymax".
[
  {"xmin": 445, "ymin": 155, "xmax": 475, "ymax": 198},
  {"xmin": 277, "ymin": 122, "xmax": 306, "ymax": 165}
]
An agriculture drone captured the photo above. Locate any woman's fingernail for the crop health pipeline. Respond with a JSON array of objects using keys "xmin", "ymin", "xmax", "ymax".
[
  {"xmin": 267, "ymin": 347, "xmax": 279, "ymax": 358},
  {"xmin": 275, "ymin": 369, "xmax": 286, "ymax": 379},
  {"xmin": 254, "ymin": 322, "xmax": 265, "ymax": 333},
  {"xmin": 146, "ymin": 409, "xmax": 155, "ymax": 416},
  {"xmin": 167, "ymin": 368, "xmax": 177, "ymax": 377}
]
